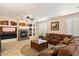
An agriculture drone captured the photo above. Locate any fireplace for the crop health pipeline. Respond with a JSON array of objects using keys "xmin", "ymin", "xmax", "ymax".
[
  {"xmin": 18, "ymin": 29, "xmax": 28, "ymax": 41},
  {"xmin": 21, "ymin": 30, "xmax": 27, "ymax": 38}
]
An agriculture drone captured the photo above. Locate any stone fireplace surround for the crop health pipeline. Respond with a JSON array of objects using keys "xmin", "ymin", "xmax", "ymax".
[{"xmin": 18, "ymin": 29, "xmax": 29, "ymax": 41}]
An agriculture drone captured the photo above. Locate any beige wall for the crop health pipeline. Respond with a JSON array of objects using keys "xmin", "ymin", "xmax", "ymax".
[
  {"xmin": 48, "ymin": 16, "xmax": 67, "ymax": 34},
  {"xmin": 36, "ymin": 20, "xmax": 48, "ymax": 36}
]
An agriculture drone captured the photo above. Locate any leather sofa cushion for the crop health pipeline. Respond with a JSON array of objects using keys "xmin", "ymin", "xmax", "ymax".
[
  {"xmin": 57, "ymin": 43, "xmax": 77, "ymax": 56},
  {"xmin": 48, "ymin": 39, "xmax": 60, "ymax": 45}
]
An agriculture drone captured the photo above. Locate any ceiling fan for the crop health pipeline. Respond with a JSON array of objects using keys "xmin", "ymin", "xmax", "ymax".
[{"xmin": 26, "ymin": 16, "xmax": 34, "ymax": 21}]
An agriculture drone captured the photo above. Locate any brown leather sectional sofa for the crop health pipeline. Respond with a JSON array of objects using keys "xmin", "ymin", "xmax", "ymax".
[
  {"xmin": 39, "ymin": 33, "xmax": 77, "ymax": 56},
  {"xmin": 46, "ymin": 33, "xmax": 72, "ymax": 45}
]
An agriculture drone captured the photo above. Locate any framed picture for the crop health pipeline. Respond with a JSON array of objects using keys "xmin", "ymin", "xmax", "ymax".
[{"xmin": 51, "ymin": 22, "xmax": 59, "ymax": 30}]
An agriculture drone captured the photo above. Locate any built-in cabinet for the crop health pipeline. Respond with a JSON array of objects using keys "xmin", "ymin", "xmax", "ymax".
[
  {"xmin": 0, "ymin": 20, "xmax": 17, "ymax": 27},
  {"xmin": 0, "ymin": 19, "xmax": 28, "ymax": 39},
  {"xmin": 28, "ymin": 23, "xmax": 36, "ymax": 36},
  {"xmin": 0, "ymin": 18, "xmax": 36, "ymax": 40}
]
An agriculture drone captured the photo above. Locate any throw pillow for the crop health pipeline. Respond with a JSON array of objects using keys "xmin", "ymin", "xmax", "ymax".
[{"xmin": 63, "ymin": 37, "xmax": 71, "ymax": 45}]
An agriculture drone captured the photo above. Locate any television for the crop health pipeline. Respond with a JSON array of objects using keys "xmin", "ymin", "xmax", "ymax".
[{"xmin": 2, "ymin": 27, "xmax": 16, "ymax": 32}]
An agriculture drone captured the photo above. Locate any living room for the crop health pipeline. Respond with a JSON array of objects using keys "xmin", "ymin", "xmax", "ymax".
[{"xmin": 0, "ymin": 3, "xmax": 79, "ymax": 56}]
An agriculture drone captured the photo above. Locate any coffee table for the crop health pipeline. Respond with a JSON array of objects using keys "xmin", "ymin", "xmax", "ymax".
[{"xmin": 31, "ymin": 39, "xmax": 48, "ymax": 52}]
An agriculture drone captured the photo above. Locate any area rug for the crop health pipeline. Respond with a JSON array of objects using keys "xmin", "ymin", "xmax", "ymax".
[
  {"xmin": 20, "ymin": 44, "xmax": 39, "ymax": 56},
  {"xmin": 20, "ymin": 44, "xmax": 53, "ymax": 56}
]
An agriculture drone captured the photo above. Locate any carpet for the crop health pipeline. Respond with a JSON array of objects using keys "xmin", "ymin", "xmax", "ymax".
[
  {"xmin": 20, "ymin": 43, "xmax": 54, "ymax": 56},
  {"xmin": 20, "ymin": 44, "xmax": 39, "ymax": 56}
]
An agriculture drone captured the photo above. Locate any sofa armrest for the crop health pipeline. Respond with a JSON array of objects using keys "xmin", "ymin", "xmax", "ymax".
[{"xmin": 57, "ymin": 44, "xmax": 77, "ymax": 56}]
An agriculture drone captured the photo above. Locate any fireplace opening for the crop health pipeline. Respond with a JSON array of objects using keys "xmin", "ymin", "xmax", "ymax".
[{"xmin": 20, "ymin": 31, "xmax": 27, "ymax": 38}]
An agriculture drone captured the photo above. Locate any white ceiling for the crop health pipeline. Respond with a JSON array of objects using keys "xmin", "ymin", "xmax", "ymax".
[{"xmin": 0, "ymin": 3, "xmax": 79, "ymax": 19}]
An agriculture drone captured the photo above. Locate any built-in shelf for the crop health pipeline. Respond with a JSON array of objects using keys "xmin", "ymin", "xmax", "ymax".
[
  {"xmin": 19, "ymin": 22, "xmax": 26, "ymax": 26},
  {"xmin": 10, "ymin": 21, "xmax": 17, "ymax": 26},
  {"xmin": 28, "ymin": 23, "xmax": 36, "ymax": 36},
  {"xmin": 0, "ymin": 21, "xmax": 8, "ymax": 25},
  {"xmin": 0, "ymin": 20, "xmax": 17, "ymax": 27}
]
